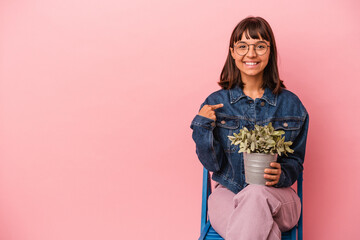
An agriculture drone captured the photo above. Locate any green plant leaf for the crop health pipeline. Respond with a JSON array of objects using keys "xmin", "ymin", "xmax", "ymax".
[
  {"xmin": 228, "ymin": 136, "xmax": 236, "ymax": 141},
  {"xmin": 251, "ymin": 142, "xmax": 255, "ymax": 151}
]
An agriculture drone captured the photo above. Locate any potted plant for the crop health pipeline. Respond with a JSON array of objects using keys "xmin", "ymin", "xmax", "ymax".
[{"xmin": 228, "ymin": 122, "xmax": 294, "ymax": 185}]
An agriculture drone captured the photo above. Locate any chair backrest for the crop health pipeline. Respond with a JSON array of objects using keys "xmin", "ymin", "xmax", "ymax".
[{"xmin": 200, "ymin": 167, "xmax": 303, "ymax": 239}]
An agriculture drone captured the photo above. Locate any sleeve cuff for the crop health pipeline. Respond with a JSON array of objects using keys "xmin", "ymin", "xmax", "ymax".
[{"xmin": 190, "ymin": 114, "xmax": 216, "ymax": 130}]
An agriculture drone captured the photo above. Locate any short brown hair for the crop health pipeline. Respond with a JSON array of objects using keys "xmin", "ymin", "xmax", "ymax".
[{"xmin": 218, "ymin": 16, "xmax": 285, "ymax": 94}]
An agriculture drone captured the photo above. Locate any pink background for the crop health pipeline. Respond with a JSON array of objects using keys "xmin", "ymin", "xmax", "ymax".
[{"xmin": 1, "ymin": 0, "xmax": 359, "ymax": 239}]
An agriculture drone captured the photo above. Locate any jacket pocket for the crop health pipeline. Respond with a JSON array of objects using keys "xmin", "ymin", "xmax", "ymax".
[
  {"xmin": 272, "ymin": 119, "xmax": 302, "ymax": 142},
  {"xmin": 215, "ymin": 114, "xmax": 240, "ymax": 129},
  {"xmin": 215, "ymin": 114, "xmax": 240, "ymax": 153}
]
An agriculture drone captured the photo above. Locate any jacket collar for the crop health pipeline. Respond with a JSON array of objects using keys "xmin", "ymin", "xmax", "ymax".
[{"xmin": 229, "ymin": 85, "xmax": 277, "ymax": 106}]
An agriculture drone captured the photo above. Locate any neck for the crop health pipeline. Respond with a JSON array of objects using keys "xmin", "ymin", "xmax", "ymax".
[{"xmin": 241, "ymin": 74, "xmax": 264, "ymax": 100}]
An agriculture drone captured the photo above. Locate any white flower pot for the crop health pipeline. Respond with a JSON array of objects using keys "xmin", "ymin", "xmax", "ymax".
[{"xmin": 243, "ymin": 152, "xmax": 278, "ymax": 185}]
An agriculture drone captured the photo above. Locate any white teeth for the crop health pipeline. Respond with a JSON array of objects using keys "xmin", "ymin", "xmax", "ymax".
[{"xmin": 245, "ymin": 62, "xmax": 259, "ymax": 65}]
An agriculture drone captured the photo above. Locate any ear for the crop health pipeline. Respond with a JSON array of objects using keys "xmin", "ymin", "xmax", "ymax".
[{"xmin": 230, "ymin": 47, "xmax": 235, "ymax": 59}]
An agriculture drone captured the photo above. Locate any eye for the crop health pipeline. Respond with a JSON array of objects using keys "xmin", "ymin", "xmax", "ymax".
[
  {"xmin": 236, "ymin": 43, "xmax": 248, "ymax": 49},
  {"xmin": 256, "ymin": 43, "xmax": 267, "ymax": 49}
]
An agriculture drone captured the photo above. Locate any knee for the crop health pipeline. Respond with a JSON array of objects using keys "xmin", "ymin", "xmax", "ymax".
[
  {"xmin": 208, "ymin": 186, "xmax": 234, "ymax": 212},
  {"xmin": 207, "ymin": 187, "xmax": 235, "ymax": 238}
]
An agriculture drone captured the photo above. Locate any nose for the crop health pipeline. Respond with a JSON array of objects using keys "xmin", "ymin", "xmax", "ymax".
[{"xmin": 246, "ymin": 45, "xmax": 257, "ymax": 57}]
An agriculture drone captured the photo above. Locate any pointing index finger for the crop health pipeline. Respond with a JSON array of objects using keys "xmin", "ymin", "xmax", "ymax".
[{"xmin": 210, "ymin": 103, "xmax": 224, "ymax": 110}]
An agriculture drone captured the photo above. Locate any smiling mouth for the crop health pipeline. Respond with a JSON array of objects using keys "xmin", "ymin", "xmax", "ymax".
[{"xmin": 244, "ymin": 62, "xmax": 259, "ymax": 66}]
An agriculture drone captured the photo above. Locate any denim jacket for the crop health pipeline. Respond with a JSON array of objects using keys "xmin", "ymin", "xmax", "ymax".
[{"xmin": 190, "ymin": 85, "xmax": 309, "ymax": 194}]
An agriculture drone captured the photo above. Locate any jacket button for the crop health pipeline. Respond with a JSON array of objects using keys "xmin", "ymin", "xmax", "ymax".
[
  {"xmin": 260, "ymin": 101, "xmax": 265, "ymax": 106},
  {"xmin": 211, "ymin": 122, "xmax": 216, "ymax": 127},
  {"xmin": 221, "ymin": 120, "xmax": 226, "ymax": 124},
  {"xmin": 283, "ymin": 122, "xmax": 288, "ymax": 127},
  {"xmin": 248, "ymin": 100, "xmax": 253, "ymax": 104}
]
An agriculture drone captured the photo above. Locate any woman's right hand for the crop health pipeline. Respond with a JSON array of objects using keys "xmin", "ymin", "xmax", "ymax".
[{"xmin": 198, "ymin": 103, "xmax": 224, "ymax": 121}]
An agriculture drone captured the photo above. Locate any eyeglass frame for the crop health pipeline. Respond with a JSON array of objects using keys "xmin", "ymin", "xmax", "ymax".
[{"xmin": 233, "ymin": 41, "xmax": 271, "ymax": 56}]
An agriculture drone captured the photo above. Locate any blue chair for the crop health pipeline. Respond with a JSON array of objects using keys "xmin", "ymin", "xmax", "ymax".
[{"xmin": 198, "ymin": 168, "xmax": 303, "ymax": 240}]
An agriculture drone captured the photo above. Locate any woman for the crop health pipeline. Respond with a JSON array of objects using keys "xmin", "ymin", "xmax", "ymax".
[{"xmin": 190, "ymin": 16, "xmax": 309, "ymax": 240}]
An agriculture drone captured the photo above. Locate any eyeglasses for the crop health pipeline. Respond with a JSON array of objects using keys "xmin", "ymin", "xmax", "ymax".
[{"xmin": 234, "ymin": 41, "xmax": 270, "ymax": 56}]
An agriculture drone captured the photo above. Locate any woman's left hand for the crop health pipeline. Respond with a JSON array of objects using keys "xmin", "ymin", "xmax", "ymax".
[{"xmin": 264, "ymin": 162, "xmax": 281, "ymax": 186}]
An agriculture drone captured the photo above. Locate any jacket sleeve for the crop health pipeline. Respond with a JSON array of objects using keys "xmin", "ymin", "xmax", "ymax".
[
  {"xmin": 274, "ymin": 112, "xmax": 310, "ymax": 188},
  {"xmin": 190, "ymin": 101, "xmax": 225, "ymax": 172}
]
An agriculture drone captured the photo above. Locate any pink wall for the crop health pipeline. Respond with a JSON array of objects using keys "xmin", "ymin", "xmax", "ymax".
[{"xmin": 0, "ymin": 0, "xmax": 359, "ymax": 239}]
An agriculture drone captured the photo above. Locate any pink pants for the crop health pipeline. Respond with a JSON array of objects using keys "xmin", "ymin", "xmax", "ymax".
[{"xmin": 208, "ymin": 183, "xmax": 301, "ymax": 240}]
